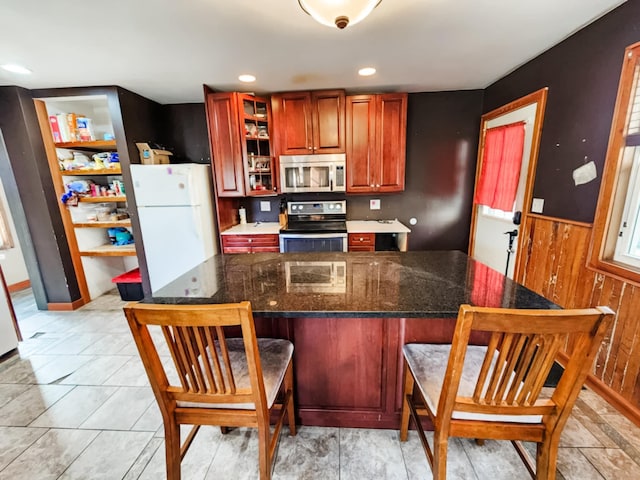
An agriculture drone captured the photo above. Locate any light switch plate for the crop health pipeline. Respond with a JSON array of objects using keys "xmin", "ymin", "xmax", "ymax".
[
  {"xmin": 370, "ymin": 199, "xmax": 381, "ymax": 210},
  {"xmin": 260, "ymin": 201, "xmax": 271, "ymax": 212},
  {"xmin": 531, "ymin": 198, "xmax": 544, "ymax": 214}
]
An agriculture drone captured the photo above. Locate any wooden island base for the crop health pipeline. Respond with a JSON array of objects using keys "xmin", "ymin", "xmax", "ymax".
[{"xmin": 257, "ymin": 316, "xmax": 463, "ymax": 429}]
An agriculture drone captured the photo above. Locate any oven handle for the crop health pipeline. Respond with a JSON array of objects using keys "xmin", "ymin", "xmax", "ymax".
[{"xmin": 279, "ymin": 233, "xmax": 348, "ymax": 239}]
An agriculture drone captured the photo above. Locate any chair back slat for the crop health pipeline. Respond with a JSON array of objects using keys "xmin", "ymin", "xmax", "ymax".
[
  {"xmin": 215, "ymin": 326, "xmax": 237, "ymax": 394},
  {"xmin": 448, "ymin": 306, "xmax": 614, "ymax": 419},
  {"xmin": 124, "ymin": 302, "xmax": 266, "ymax": 409}
]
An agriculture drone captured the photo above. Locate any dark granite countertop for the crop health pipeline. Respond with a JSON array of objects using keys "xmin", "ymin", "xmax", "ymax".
[{"xmin": 148, "ymin": 250, "xmax": 558, "ymax": 318}]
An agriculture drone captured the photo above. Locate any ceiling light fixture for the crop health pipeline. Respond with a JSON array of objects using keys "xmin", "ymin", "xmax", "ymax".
[
  {"xmin": 358, "ymin": 67, "xmax": 376, "ymax": 76},
  {"xmin": 1, "ymin": 64, "xmax": 32, "ymax": 75},
  {"xmin": 238, "ymin": 74, "xmax": 256, "ymax": 83},
  {"xmin": 298, "ymin": 0, "xmax": 382, "ymax": 30}
]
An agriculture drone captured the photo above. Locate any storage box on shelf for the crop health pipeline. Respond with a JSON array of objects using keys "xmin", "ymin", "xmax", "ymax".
[{"xmin": 35, "ymin": 94, "xmax": 138, "ymax": 302}]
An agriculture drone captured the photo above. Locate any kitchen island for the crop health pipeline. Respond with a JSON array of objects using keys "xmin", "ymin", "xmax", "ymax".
[{"xmin": 149, "ymin": 250, "xmax": 557, "ymax": 428}]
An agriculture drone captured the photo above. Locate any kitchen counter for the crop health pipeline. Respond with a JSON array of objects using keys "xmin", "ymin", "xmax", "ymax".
[
  {"xmin": 220, "ymin": 222, "xmax": 281, "ymax": 235},
  {"xmin": 148, "ymin": 250, "xmax": 556, "ymax": 429},
  {"xmin": 346, "ymin": 219, "xmax": 410, "ymax": 234},
  {"xmin": 151, "ymin": 250, "xmax": 555, "ymax": 316}
]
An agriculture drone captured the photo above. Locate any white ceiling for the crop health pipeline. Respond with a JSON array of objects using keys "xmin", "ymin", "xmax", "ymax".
[{"xmin": 0, "ymin": 0, "xmax": 626, "ymax": 105}]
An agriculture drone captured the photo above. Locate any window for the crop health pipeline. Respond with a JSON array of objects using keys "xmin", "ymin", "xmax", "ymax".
[
  {"xmin": 0, "ymin": 200, "xmax": 14, "ymax": 250},
  {"xmin": 590, "ymin": 41, "xmax": 640, "ymax": 282}
]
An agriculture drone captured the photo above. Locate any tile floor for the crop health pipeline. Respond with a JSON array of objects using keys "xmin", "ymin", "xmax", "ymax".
[{"xmin": 3, "ymin": 289, "xmax": 640, "ymax": 479}]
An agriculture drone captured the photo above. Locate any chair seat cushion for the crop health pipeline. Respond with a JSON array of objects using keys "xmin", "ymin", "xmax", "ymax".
[
  {"xmin": 403, "ymin": 343, "xmax": 542, "ymax": 423},
  {"xmin": 177, "ymin": 338, "xmax": 293, "ymax": 410}
]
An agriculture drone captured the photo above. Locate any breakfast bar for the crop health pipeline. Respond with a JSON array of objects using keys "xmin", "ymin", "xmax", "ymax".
[{"xmin": 149, "ymin": 250, "xmax": 557, "ymax": 428}]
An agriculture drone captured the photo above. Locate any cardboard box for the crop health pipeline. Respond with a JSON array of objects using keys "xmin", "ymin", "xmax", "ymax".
[{"xmin": 136, "ymin": 143, "xmax": 172, "ymax": 165}]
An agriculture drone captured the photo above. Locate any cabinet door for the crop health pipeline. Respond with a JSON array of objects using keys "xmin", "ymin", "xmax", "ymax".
[
  {"xmin": 238, "ymin": 94, "xmax": 277, "ymax": 196},
  {"xmin": 206, "ymin": 93, "xmax": 245, "ymax": 196},
  {"xmin": 346, "ymin": 95, "xmax": 377, "ymax": 193},
  {"xmin": 271, "ymin": 92, "xmax": 313, "ymax": 155},
  {"xmin": 312, "ymin": 90, "xmax": 345, "ymax": 154},
  {"xmin": 348, "ymin": 233, "xmax": 375, "ymax": 252},
  {"xmin": 376, "ymin": 93, "xmax": 407, "ymax": 192}
]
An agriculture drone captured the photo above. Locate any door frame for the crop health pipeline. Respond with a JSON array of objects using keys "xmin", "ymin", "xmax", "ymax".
[{"xmin": 468, "ymin": 88, "xmax": 548, "ymax": 281}]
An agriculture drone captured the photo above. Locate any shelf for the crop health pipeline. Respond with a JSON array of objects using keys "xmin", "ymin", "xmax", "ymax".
[
  {"xmin": 73, "ymin": 219, "xmax": 132, "ymax": 228},
  {"xmin": 248, "ymin": 170, "xmax": 272, "ymax": 174},
  {"xmin": 79, "ymin": 244, "xmax": 136, "ymax": 256},
  {"xmin": 245, "ymin": 135, "xmax": 270, "ymax": 140},
  {"xmin": 54, "ymin": 140, "xmax": 117, "ymax": 150},
  {"xmin": 78, "ymin": 196, "xmax": 127, "ymax": 203},
  {"xmin": 61, "ymin": 165, "xmax": 122, "ymax": 176}
]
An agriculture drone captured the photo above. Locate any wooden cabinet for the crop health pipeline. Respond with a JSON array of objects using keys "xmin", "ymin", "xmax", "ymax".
[
  {"xmin": 205, "ymin": 92, "xmax": 276, "ymax": 197},
  {"xmin": 271, "ymin": 89, "xmax": 345, "ymax": 155},
  {"xmin": 222, "ymin": 234, "xmax": 280, "ymax": 253},
  {"xmin": 348, "ymin": 233, "xmax": 375, "ymax": 252},
  {"xmin": 346, "ymin": 93, "xmax": 407, "ymax": 193}
]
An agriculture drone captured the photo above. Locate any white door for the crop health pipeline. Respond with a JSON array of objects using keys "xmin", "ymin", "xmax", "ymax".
[{"xmin": 470, "ymin": 89, "xmax": 547, "ymax": 279}]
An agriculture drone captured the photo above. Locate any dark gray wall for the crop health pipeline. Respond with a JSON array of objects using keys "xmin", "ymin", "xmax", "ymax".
[
  {"xmin": 484, "ymin": 0, "xmax": 640, "ymax": 223},
  {"xmin": 0, "ymin": 86, "xmax": 76, "ymax": 307},
  {"xmin": 159, "ymin": 103, "xmax": 210, "ymax": 164}
]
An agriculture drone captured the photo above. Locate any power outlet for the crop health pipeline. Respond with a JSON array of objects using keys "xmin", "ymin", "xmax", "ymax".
[
  {"xmin": 260, "ymin": 201, "xmax": 271, "ymax": 212},
  {"xmin": 370, "ymin": 199, "xmax": 381, "ymax": 210}
]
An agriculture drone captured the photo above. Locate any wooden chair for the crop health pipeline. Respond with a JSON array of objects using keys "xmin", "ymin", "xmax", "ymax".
[
  {"xmin": 124, "ymin": 301, "xmax": 296, "ymax": 480},
  {"xmin": 400, "ymin": 304, "xmax": 613, "ymax": 480}
]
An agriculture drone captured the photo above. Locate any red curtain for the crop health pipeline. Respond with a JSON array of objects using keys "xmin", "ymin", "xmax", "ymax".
[
  {"xmin": 470, "ymin": 261, "xmax": 504, "ymax": 308},
  {"xmin": 474, "ymin": 122, "xmax": 526, "ymax": 211}
]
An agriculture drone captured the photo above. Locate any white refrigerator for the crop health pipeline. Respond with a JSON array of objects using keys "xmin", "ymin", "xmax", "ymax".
[{"xmin": 130, "ymin": 164, "xmax": 218, "ymax": 292}]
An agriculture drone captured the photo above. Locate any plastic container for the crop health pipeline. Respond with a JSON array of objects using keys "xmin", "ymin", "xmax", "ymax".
[{"xmin": 112, "ymin": 268, "xmax": 143, "ymax": 301}]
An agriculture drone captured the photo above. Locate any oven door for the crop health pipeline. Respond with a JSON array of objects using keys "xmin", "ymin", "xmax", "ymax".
[{"xmin": 279, "ymin": 233, "xmax": 348, "ymax": 253}]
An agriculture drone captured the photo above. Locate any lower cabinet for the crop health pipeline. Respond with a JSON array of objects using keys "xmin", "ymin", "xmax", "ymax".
[
  {"xmin": 348, "ymin": 233, "xmax": 375, "ymax": 252},
  {"xmin": 222, "ymin": 234, "xmax": 280, "ymax": 253}
]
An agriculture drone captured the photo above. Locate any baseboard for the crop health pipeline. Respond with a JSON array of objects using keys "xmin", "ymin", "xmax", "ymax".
[
  {"xmin": 47, "ymin": 298, "xmax": 86, "ymax": 311},
  {"xmin": 583, "ymin": 374, "xmax": 640, "ymax": 428},
  {"xmin": 7, "ymin": 279, "xmax": 30, "ymax": 293},
  {"xmin": 556, "ymin": 351, "xmax": 640, "ymax": 427}
]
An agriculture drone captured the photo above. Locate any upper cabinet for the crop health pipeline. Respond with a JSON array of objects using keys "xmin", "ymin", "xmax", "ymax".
[
  {"xmin": 271, "ymin": 89, "xmax": 346, "ymax": 156},
  {"xmin": 205, "ymin": 91, "xmax": 277, "ymax": 197},
  {"xmin": 346, "ymin": 93, "xmax": 408, "ymax": 193}
]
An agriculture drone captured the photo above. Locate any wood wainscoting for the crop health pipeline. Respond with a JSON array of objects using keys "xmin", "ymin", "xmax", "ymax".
[{"xmin": 516, "ymin": 213, "xmax": 640, "ymax": 424}]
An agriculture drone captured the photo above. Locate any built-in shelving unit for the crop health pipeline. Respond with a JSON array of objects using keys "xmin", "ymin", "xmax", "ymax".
[{"xmin": 34, "ymin": 94, "xmax": 138, "ymax": 303}]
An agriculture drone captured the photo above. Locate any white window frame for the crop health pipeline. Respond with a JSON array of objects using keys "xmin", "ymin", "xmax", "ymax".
[{"xmin": 590, "ymin": 41, "xmax": 640, "ymax": 283}]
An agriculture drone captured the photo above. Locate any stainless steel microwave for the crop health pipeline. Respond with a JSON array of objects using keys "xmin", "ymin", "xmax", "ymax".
[{"xmin": 279, "ymin": 153, "xmax": 346, "ymax": 193}]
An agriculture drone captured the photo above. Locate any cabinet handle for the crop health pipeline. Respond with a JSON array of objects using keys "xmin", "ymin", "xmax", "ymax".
[
  {"xmin": 308, "ymin": 146, "xmax": 313, "ymax": 150},
  {"xmin": 359, "ymin": 237, "xmax": 364, "ymax": 241},
  {"xmin": 376, "ymin": 184, "xmax": 380, "ymax": 188},
  {"xmin": 248, "ymin": 239, "xmax": 253, "ymax": 243}
]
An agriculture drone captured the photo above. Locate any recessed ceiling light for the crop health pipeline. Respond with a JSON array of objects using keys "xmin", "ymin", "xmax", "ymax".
[
  {"xmin": 1, "ymin": 64, "xmax": 32, "ymax": 75},
  {"xmin": 358, "ymin": 67, "xmax": 376, "ymax": 77},
  {"xmin": 238, "ymin": 74, "xmax": 256, "ymax": 83}
]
